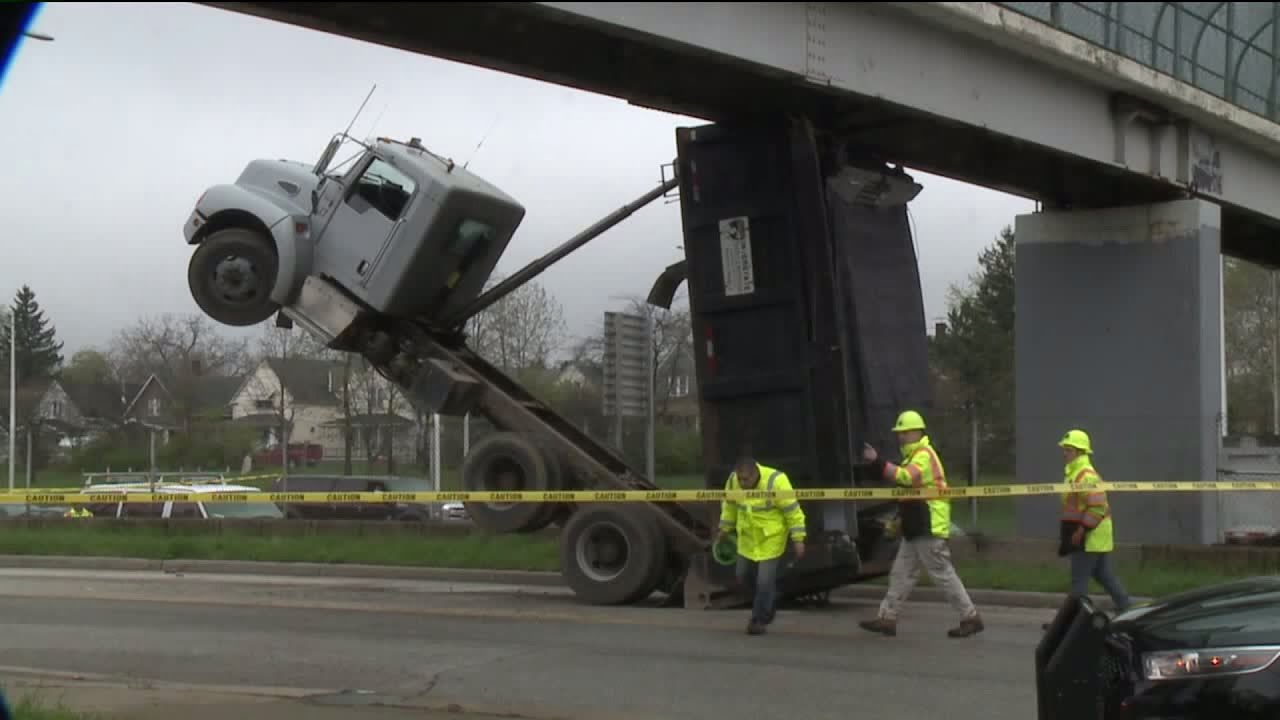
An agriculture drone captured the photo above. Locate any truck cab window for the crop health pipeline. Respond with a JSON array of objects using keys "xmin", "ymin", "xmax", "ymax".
[{"xmin": 347, "ymin": 158, "xmax": 416, "ymax": 222}]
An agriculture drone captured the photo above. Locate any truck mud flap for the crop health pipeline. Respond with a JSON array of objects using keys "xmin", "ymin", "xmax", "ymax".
[{"xmin": 1036, "ymin": 595, "xmax": 1108, "ymax": 720}]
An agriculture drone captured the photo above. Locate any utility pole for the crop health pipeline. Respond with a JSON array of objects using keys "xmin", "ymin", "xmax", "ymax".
[
  {"xmin": 646, "ymin": 313, "xmax": 656, "ymax": 483},
  {"xmin": 8, "ymin": 317, "xmax": 15, "ymax": 492},
  {"xmin": 1273, "ymin": 270, "xmax": 1279, "ymax": 436}
]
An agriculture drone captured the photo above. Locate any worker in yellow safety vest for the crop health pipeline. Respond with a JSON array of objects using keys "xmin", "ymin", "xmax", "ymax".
[
  {"xmin": 63, "ymin": 507, "xmax": 93, "ymax": 519},
  {"xmin": 859, "ymin": 410, "xmax": 985, "ymax": 638},
  {"xmin": 714, "ymin": 450, "xmax": 807, "ymax": 636},
  {"xmin": 1057, "ymin": 429, "xmax": 1131, "ymax": 612}
]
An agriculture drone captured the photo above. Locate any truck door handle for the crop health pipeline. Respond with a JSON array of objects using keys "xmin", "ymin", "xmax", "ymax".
[{"xmin": 357, "ymin": 260, "xmax": 369, "ymax": 276}]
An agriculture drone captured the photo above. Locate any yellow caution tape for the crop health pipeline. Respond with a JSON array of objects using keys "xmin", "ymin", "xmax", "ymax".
[{"xmin": 1, "ymin": 480, "xmax": 1279, "ymax": 505}]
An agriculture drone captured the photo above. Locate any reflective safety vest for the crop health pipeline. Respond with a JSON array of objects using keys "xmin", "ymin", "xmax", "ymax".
[
  {"xmin": 63, "ymin": 507, "xmax": 93, "ymax": 519},
  {"xmin": 718, "ymin": 463, "xmax": 807, "ymax": 562},
  {"xmin": 1060, "ymin": 456, "xmax": 1114, "ymax": 553},
  {"xmin": 881, "ymin": 435, "xmax": 950, "ymax": 539}
]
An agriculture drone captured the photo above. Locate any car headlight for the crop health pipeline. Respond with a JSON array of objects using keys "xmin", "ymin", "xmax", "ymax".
[{"xmin": 1143, "ymin": 647, "xmax": 1280, "ymax": 680}]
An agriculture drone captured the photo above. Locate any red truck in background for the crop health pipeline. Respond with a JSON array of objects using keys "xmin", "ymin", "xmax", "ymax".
[{"xmin": 253, "ymin": 443, "xmax": 323, "ymax": 468}]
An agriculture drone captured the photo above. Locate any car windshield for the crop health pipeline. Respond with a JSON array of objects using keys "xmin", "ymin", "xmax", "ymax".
[{"xmin": 202, "ymin": 502, "xmax": 284, "ymax": 519}]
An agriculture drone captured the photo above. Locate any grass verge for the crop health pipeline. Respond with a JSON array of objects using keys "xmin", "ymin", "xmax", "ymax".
[
  {"xmin": 0, "ymin": 525, "xmax": 1264, "ymax": 600},
  {"xmin": 4, "ymin": 688, "xmax": 95, "ymax": 720},
  {"xmin": 0, "ymin": 526, "xmax": 560, "ymax": 572},
  {"xmin": 939, "ymin": 557, "xmax": 1247, "ymax": 599}
]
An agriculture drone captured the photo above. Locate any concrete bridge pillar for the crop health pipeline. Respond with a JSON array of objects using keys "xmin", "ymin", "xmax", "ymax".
[{"xmin": 1014, "ymin": 199, "xmax": 1223, "ymax": 545}]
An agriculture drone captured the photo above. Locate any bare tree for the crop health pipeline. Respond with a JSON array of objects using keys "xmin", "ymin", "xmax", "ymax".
[
  {"xmin": 251, "ymin": 326, "xmax": 300, "ymax": 472},
  {"xmin": 465, "ymin": 275, "xmax": 568, "ymax": 374},
  {"xmin": 348, "ymin": 356, "xmax": 413, "ymax": 472},
  {"xmin": 109, "ymin": 314, "xmax": 252, "ymax": 433}
]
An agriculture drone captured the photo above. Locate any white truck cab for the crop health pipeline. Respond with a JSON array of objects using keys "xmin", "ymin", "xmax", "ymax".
[{"xmin": 183, "ymin": 134, "xmax": 526, "ymax": 338}]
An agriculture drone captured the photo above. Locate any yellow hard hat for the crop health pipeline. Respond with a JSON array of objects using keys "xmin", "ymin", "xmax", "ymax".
[
  {"xmin": 892, "ymin": 410, "xmax": 926, "ymax": 433},
  {"xmin": 1058, "ymin": 429, "xmax": 1092, "ymax": 454}
]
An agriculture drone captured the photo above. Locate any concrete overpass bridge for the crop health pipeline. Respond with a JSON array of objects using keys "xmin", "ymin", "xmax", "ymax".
[{"xmin": 204, "ymin": 1, "xmax": 1280, "ymax": 544}]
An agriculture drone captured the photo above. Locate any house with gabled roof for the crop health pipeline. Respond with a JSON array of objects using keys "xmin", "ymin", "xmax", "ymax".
[
  {"xmin": 123, "ymin": 373, "xmax": 242, "ymax": 439},
  {"xmin": 229, "ymin": 357, "xmax": 349, "ymax": 456},
  {"xmin": 35, "ymin": 378, "xmax": 141, "ymax": 443}
]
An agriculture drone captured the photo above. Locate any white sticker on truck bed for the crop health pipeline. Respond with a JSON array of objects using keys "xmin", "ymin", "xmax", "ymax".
[{"xmin": 718, "ymin": 216, "xmax": 755, "ymax": 297}]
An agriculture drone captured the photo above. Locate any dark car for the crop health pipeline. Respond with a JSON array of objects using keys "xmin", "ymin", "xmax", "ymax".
[{"xmin": 1037, "ymin": 577, "xmax": 1280, "ymax": 720}]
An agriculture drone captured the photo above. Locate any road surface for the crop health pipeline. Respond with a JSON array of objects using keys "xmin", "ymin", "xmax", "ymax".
[{"xmin": 0, "ymin": 568, "xmax": 1047, "ymax": 719}]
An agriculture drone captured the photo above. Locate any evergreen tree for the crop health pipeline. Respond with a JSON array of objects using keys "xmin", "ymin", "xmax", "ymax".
[
  {"xmin": 0, "ymin": 285, "xmax": 64, "ymax": 385},
  {"xmin": 933, "ymin": 226, "xmax": 1015, "ymax": 471}
]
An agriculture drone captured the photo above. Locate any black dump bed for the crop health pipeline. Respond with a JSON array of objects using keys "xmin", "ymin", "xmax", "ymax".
[{"xmin": 671, "ymin": 118, "xmax": 933, "ymax": 583}]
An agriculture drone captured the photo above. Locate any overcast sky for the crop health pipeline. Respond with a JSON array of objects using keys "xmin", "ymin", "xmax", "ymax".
[{"xmin": 0, "ymin": 2, "xmax": 1034, "ymax": 360}]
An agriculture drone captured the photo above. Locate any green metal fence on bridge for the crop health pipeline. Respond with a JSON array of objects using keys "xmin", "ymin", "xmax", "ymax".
[{"xmin": 998, "ymin": 2, "xmax": 1280, "ymax": 121}]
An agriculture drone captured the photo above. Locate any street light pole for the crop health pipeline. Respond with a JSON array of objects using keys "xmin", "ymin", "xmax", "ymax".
[
  {"xmin": 8, "ymin": 321, "xmax": 15, "ymax": 492},
  {"xmin": 6, "ymin": 31, "xmax": 50, "ymax": 492}
]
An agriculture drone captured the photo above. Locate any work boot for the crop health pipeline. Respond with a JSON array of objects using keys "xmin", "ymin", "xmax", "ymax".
[
  {"xmin": 858, "ymin": 618, "xmax": 897, "ymax": 637},
  {"xmin": 747, "ymin": 620, "xmax": 766, "ymax": 636},
  {"xmin": 948, "ymin": 615, "xmax": 985, "ymax": 638}
]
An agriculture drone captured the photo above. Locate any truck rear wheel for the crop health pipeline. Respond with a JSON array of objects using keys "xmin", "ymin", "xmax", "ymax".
[
  {"xmin": 560, "ymin": 505, "xmax": 667, "ymax": 606},
  {"xmin": 461, "ymin": 432, "xmax": 561, "ymax": 534},
  {"xmin": 188, "ymin": 227, "xmax": 280, "ymax": 327}
]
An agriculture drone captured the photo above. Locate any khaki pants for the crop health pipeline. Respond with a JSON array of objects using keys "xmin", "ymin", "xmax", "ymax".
[{"xmin": 878, "ymin": 537, "xmax": 978, "ymax": 621}]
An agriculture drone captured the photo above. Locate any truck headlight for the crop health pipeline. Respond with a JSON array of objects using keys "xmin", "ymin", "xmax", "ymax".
[{"xmin": 1143, "ymin": 647, "xmax": 1280, "ymax": 680}]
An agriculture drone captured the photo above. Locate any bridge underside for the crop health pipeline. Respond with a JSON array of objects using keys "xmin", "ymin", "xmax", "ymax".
[{"xmin": 205, "ymin": 1, "xmax": 1280, "ymax": 266}]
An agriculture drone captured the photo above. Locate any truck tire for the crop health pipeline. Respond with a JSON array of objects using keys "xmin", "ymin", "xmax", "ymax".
[
  {"xmin": 461, "ymin": 432, "xmax": 560, "ymax": 534},
  {"xmin": 515, "ymin": 440, "xmax": 566, "ymax": 534},
  {"xmin": 188, "ymin": 227, "xmax": 280, "ymax": 327},
  {"xmin": 559, "ymin": 505, "xmax": 667, "ymax": 606}
]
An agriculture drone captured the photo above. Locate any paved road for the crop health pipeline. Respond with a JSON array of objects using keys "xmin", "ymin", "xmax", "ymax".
[{"xmin": 0, "ymin": 569, "xmax": 1047, "ymax": 719}]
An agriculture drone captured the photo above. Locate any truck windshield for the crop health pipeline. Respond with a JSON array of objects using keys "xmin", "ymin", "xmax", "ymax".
[{"xmin": 203, "ymin": 502, "xmax": 284, "ymax": 519}]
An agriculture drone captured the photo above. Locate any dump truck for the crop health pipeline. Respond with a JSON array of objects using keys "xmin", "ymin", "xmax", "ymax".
[{"xmin": 180, "ymin": 115, "xmax": 935, "ymax": 608}]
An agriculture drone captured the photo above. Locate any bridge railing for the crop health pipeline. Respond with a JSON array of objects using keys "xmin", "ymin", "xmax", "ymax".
[{"xmin": 998, "ymin": 2, "xmax": 1280, "ymax": 122}]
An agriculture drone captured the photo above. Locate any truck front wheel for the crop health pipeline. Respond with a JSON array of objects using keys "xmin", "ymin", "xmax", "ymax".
[
  {"xmin": 560, "ymin": 505, "xmax": 667, "ymax": 606},
  {"xmin": 188, "ymin": 227, "xmax": 280, "ymax": 327}
]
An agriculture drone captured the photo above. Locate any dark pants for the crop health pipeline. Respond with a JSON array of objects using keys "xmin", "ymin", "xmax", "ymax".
[
  {"xmin": 736, "ymin": 554, "xmax": 781, "ymax": 625},
  {"xmin": 1070, "ymin": 551, "xmax": 1132, "ymax": 611}
]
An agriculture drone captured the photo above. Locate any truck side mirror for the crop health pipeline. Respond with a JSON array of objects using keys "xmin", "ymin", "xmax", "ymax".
[{"xmin": 313, "ymin": 136, "xmax": 342, "ymax": 176}]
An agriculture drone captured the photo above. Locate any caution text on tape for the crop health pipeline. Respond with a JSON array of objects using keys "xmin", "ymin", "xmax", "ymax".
[{"xmin": 2, "ymin": 480, "xmax": 1280, "ymax": 505}]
